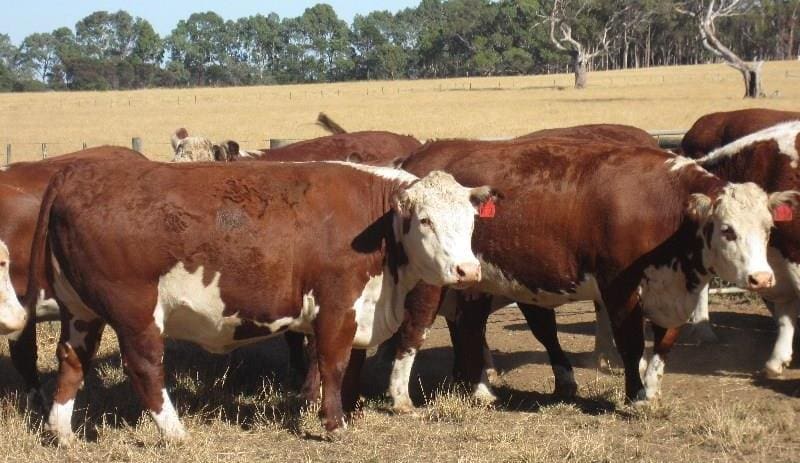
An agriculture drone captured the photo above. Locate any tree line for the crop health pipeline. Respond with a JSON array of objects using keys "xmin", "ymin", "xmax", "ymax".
[{"xmin": 1, "ymin": 0, "xmax": 797, "ymax": 92}]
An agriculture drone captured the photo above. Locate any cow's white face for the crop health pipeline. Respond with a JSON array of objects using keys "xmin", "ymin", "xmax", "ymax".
[
  {"xmin": 393, "ymin": 171, "xmax": 492, "ymax": 287},
  {"xmin": 691, "ymin": 183, "xmax": 794, "ymax": 290},
  {"xmin": 0, "ymin": 241, "xmax": 27, "ymax": 334}
]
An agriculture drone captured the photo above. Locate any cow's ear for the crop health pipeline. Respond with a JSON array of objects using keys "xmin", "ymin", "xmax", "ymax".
[
  {"xmin": 687, "ymin": 193, "xmax": 713, "ymax": 222},
  {"xmin": 768, "ymin": 190, "xmax": 800, "ymax": 222},
  {"xmin": 212, "ymin": 144, "xmax": 225, "ymax": 162},
  {"xmin": 469, "ymin": 186, "xmax": 501, "ymax": 215},
  {"xmin": 391, "ymin": 189, "xmax": 412, "ymax": 219}
]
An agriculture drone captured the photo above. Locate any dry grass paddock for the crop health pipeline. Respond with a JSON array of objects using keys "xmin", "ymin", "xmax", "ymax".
[
  {"xmin": 0, "ymin": 296, "xmax": 796, "ymax": 462},
  {"xmin": 1, "ymin": 61, "xmax": 800, "ymax": 162},
  {"xmin": 0, "ymin": 63, "xmax": 799, "ymax": 461}
]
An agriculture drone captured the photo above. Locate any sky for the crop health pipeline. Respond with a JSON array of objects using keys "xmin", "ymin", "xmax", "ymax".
[{"xmin": 4, "ymin": 0, "xmax": 422, "ymax": 44}]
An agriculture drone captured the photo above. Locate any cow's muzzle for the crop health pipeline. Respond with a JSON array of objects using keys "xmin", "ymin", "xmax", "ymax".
[
  {"xmin": 453, "ymin": 261, "xmax": 481, "ymax": 286},
  {"xmin": 747, "ymin": 271, "xmax": 775, "ymax": 290}
]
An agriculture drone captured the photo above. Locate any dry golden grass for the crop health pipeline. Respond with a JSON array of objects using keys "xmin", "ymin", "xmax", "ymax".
[
  {"xmin": 0, "ymin": 298, "xmax": 794, "ymax": 462},
  {"xmin": 1, "ymin": 61, "xmax": 800, "ymax": 162}
]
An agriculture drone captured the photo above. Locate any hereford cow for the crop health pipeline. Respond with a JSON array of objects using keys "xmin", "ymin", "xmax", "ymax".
[
  {"xmin": 384, "ymin": 137, "xmax": 790, "ymax": 410},
  {"xmin": 27, "ymin": 160, "xmax": 493, "ymax": 444},
  {"xmin": 681, "ymin": 108, "xmax": 800, "ymax": 157},
  {"xmin": 691, "ymin": 121, "xmax": 800, "ymax": 377},
  {"xmin": 0, "ymin": 147, "xmax": 147, "ymax": 398}
]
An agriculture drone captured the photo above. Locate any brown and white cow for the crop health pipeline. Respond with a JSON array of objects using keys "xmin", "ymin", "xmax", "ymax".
[
  {"xmin": 0, "ymin": 147, "xmax": 147, "ymax": 397},
  {"xmin": 521, "ymin": 123, "xmax": 659, "ymax": 148},
  {"xmin": 386, "ymin": 137, "xmax": 790, "ymax": 409},
  {"xmin": 681, "ymin": 108, "xmax": 800, "ymax": 157},
  {"xmin": 692, "ymin": 121, "xmax": 800, "ymax": 377},
  {"xmin": 26, "ymin": 159, "xmax": 493, "ymax": 443}
]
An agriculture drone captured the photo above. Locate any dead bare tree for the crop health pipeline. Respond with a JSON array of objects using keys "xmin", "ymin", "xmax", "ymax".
[
  {"xmin": 678, "ymin": 0, "xmax": 765, "ymax": 98},
  {"xmin": 547, "ymin": 0, "xmax": 622, "ymax": 88}
]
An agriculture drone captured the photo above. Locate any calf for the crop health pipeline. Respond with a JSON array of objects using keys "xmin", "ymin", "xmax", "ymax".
[
  {"xmin": 681, "ymin": 108, "xmax": 800, "ymax": 157},
  {"xmin": 389, "ymin": 137, "xmax": 788, "ymax": 409},
  {"xmin": 0, "ymin": 147, "xmax": 146, "ymax": 398},
  {"xmin": 693, "ymin": 121, "xmax": 800, "ymax": 377},
  {"xmin": 27, "ymin": 160, "xmax": 493, "ymax": 444}
]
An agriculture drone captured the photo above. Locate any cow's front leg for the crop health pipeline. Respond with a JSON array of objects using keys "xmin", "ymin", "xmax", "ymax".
[
  {"xmin": 118, "ymin": 323, "xmax": 185, "ymax": 442},
  {"xmin": 9, "ymin": 317, "xmax": 42, "ymax": 407},
  {"xmin": 451, "ymin": 293, "xmax": 495, "ymax": 403},
  {"xmin": 299, "ymin": 335, "xmax": 321, "ymax": 403},
  {"xmin": 48, "ymin": 312, "xmax": 105, "ymax": 446},
  {"xmin": 686, "ymin": 283, "xmax": 719, "ymax": 344},
  {"xmin": 518, "ymin": 303, "xmax": 577, "ymax": 398},
  {"xmin": 389, "ymin": 283, "xmax": 441, "ymax": 413},
  {"xmin": 594, "ymin": 301, "xmax": 622, "ymax": 370},
  {"xmin": 604, "ymin": 290, "xmax": 646, "ymax": 403},
  {"xmin": 642, "ymin": 324, "xmax": 680, "ymax": 400},
  {"xmin": 765, "ymin": 299, "xmax": 798, "ymax": 377},
  {"xmin": 314, "ymin": 303, "xmax": 357, "ymax": 432}
]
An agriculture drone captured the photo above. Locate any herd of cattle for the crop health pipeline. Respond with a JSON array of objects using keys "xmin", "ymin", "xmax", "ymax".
[{"xmin": 0, "ymin": 107, "xmax": 798, "ymax": 445}]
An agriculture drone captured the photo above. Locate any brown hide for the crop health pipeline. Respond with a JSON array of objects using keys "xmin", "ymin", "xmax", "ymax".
[
  {"xmin": 522, "ymin": 123, "xmax": 658, "ymax": 148},
  {"xmin": 682, "ymin": 108, "xmax": 800, "ymax": 157},
  {"xmin": 249, "ymin": 132, "xmax": 421, "ymax": 166}
]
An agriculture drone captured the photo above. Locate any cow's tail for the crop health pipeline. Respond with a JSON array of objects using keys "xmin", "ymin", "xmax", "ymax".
[
  {"xmin": 22, "ymin": 170, "xmax": 64, "ymax": 313},
  {"xmin": 317, "ymin": 113, "xmax": 347, "ymax": 134}
]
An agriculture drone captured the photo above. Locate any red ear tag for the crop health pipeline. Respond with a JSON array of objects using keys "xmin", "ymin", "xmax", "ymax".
[
  {"xmin": 774, "ymin": 204, "xmax": 793, "ymax": 222},
  {"xmin": 479, "ymin": 199, "xmax": 496, "ymax": 218}
]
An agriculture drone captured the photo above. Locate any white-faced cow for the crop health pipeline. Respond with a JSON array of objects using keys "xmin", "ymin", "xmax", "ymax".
[
  {"xmin": 385, "ymin": 136, "xmax": 790, "ymax": 410},
  {"xmin": 26, "ymin": 159, "xmax": 493, "ymax": 444},
  {"xmin": 691, "ymin": 121, "xmax": 800, "ymax": 377}
]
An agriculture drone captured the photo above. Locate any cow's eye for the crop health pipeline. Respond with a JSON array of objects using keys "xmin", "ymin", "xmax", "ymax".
[
  {"xmin": 720, "ymin": 225, "xmax": 737, "ymax": 241},
  {"xmin": 419, "ymin": 217, "xmax": 432, "ymax": 227}
]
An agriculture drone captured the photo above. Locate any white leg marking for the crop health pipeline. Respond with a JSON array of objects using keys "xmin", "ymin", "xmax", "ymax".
[
  {"xmin": 765, "ymin": 301, "xmax": 797, "ymax": 377},
  {"xmin": 389, "ymin": 349, "xmax": 416, "ymax": 413},
  {"xmin": 472, "ymin": 370, "xmax": 497, "ymax": 404},
  {"xmin": 688, "ymin": 284, "xmax": 719, "ymax": 344},
  {"xmin": 482, "ymin": 343, "xmax": 497, "ymax": 382},
  {"xmin": 642, "ymin": 354, "xmax": 665, "ymax": 400},
  {"xmin": 638, "ymin": 356, "xmax": 648, "ymax": 382},
  {"xmin": 150, "ymin": 389, "xmax": 187, "ymax": 441},
  {"xmin": 48, "ymin": 399, "xmax": 75, "ymax": 444}
]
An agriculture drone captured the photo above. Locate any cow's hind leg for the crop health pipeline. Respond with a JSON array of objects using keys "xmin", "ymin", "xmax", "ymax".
[
  {"xmin": 764, "ymin": 299, "xmax": 798, "ymax": 378},
  {"xmin": 117, "ymin": 323, "xmax": 185, "ymax": 442},
  {"xmin": 518, "ymin": 303, "xmax": 577, "ymax": 398},
  {"xmin": 602, "ymin": 288, "xmax": 646, "ymax": 403},
  {"xmin": 48, "ymin": 312, "xmax": 105, "ymax": 446}
]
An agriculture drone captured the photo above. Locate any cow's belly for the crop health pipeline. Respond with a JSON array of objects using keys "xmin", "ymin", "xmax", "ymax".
[
  {"xmin": 352, "ymin": 273, "xmax": 405, "ymax": 349},
  {"xmin": 475, "ymin": 258, "xmax": 600, "ymax": 308},
  {"xmin": 156, "ymin": 262, "xmax": 317, "ymax": 354}
]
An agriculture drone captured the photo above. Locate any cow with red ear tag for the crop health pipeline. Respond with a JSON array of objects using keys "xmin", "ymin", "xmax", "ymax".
[{"xmin": 384, "ymin": 137, "xmax": 789, "ymax": 410}]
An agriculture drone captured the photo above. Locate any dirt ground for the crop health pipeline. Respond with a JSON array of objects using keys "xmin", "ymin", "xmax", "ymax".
[{"xmin": 0, "ymin": 294, "xmax": 796, "ymax": 462}]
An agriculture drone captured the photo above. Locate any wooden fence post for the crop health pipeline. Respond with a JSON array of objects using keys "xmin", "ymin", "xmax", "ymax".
[
  {"xmin": 41, "ymin": 143, "xmax": 47, "ymax": 159},
  {"xmin": 132, "ymin": 137, "xmax": 142, "ymax": 153},
  {"xmin": 82, "ymin": 142, "xmax": 88, "ymax": 149},
  {"xmin": 5, "ymin": 144, "xmax": 10, "ymax": 166}
]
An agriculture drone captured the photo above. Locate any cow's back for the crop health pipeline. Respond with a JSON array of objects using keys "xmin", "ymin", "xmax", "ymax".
[
  {"xmin": 402, "ymin": 138, "xmax": 701, "ymax": 289},
  {"xmin": 257, "ymin": 131, "xmax": 421, "ymax": 166},
  {"xmin": 521, "ymin": 124, "xmax": 658, "ymax": 148},
  {"xmin": 682, "ymin": 109, "xmax": 800, "ymax": 157}
]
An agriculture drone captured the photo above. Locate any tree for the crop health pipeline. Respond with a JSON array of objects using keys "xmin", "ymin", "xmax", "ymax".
[
  {"xmin": 546, "ymin": 0, "xmax": 621, "ymax": 88},
  {"xmin": 300, "ymin": 4, "xmax": 351, "ymax": 81},
  {"xmin": 167, "ymin": 12, "xmax": 228, "ymax": 85},
  {"xmin": 677, "ymin": 0, "xmax": 765, "ymax": 98},
  {"xmin": 17, "ymin": 33, "xmax": 60, "ymax": 81}
]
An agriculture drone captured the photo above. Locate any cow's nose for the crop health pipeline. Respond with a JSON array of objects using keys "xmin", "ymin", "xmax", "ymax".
[
  {"xmin": 455, "ymin": 262, "xmax": 481, "ymax": 284},
  {"xmin": 747, "ymin": 272, "xmax": 775, "ymax": 290}
]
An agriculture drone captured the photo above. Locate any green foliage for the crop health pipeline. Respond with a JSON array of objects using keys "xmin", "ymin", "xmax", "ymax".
[{"xmin": 4, "ymin": 0, "xmax": 799, "ymax": 91}]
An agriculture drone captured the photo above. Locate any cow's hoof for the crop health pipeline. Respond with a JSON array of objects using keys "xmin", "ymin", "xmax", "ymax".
[
  {"xmin": 50, "ymin": 431, "xmax": 76, "ymax": 448},
  {"xmin": 472, "ymin": 383, "xmax": 497, "ymax": 405},
  {"xmin": 485, "ymin": 368, "xmax": 499, "ymax": 384},
  {"xmin": 687, "ymin": 321, "xmax": 720, "ymax": 344},
  {"xmin": 391, "ymin": 397, "xmax": 416, "ymax": 415},
  {"xmin": 763, "ymin": 359, "xmax": 787, "ymax": 379},
  {"xmin": 554, "ymin": 380, "xmax": 578, "ymax": 399},
  {"xmin": 628, "ymin": 389, "xmax": 649, "ymax": 407},
  {"xmin": 162, "ymin": 427, "xmax": 188, "ymax": 444}
]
